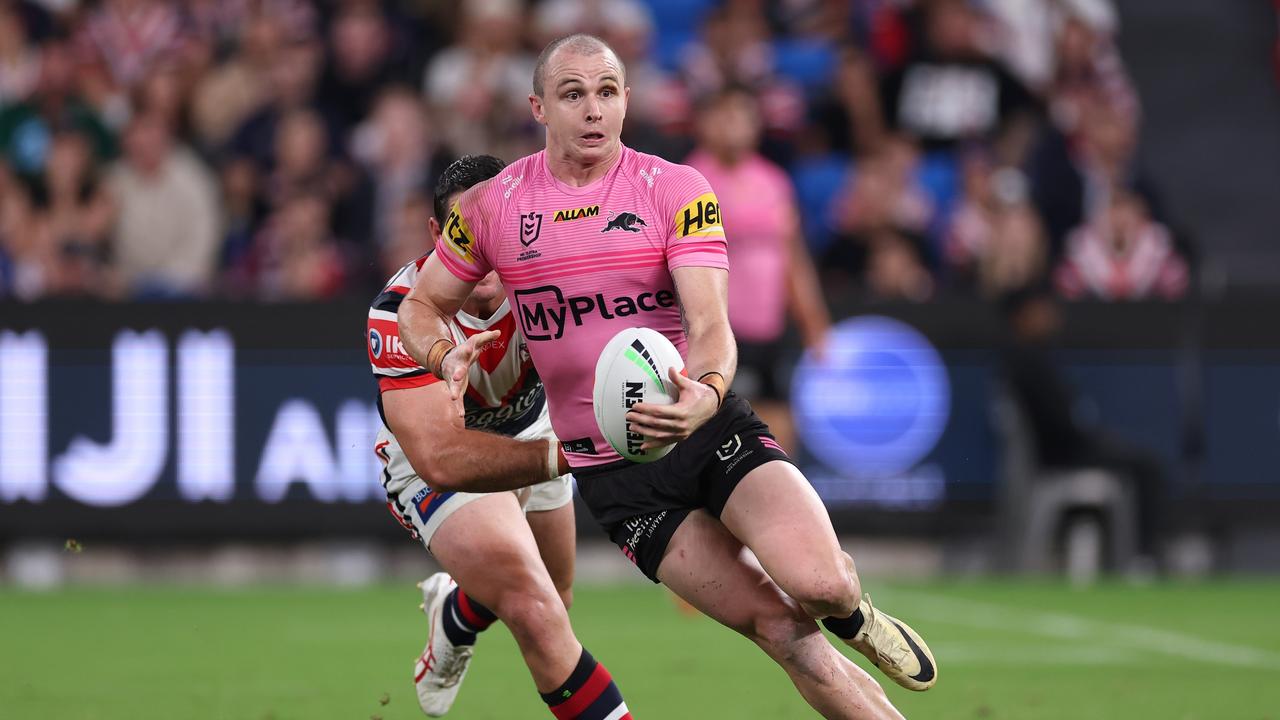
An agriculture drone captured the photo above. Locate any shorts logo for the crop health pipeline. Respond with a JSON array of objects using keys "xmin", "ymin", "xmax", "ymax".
[
  {"xmin": 553, "ymin": 204, "xmax": 600, "ymax": 223},
  {"xmin": 442, "ymin": 204, "xmax": 477, "ymax": 264},
  {"xmin": 514, "ymin": 284, "xmax": 676, "ymax": 341},
  {"xmin": 677, "ymin": 192, "xmax": 722, "ymax": 238},
  {"xmin": 520, "ymin": 211, "xmax": 543, "ymax": 246},
  {"xmin": 601, "ymin": 211, "xmax": 647, "ymax": 233},
  {"xmin": 369, "ymin": 328, "xmax": 383, "ymax": 359},
  {"xmin": 716, "ymin": 434, "xmax": 743, "ymax": 461}
]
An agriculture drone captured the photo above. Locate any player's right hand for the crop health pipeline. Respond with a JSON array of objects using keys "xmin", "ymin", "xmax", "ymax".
[{"xmin": 440, "ymin": 329, "xmax": 500, "ymax": 418}]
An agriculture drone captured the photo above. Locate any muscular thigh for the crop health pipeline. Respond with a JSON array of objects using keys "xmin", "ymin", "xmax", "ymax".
[
  {"xmin": 656, "ymin": 509, "xmax": 812, "ymax": 636},
  {"xmin": 525, "ymin": 502, "xmax": 575, "ymax": 602},
  {"xmin": 719, "ymin": 461, "xmax": 850, "ymax": 597},
  {"xmin": 429, "ymin": 492, "xmax": 559, "ymax": 609}
]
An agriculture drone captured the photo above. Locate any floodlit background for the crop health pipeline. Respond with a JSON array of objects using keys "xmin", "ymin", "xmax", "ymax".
[{"xmin": 2, "ymin": 0, "xmax": 1280, "ymax": 718}]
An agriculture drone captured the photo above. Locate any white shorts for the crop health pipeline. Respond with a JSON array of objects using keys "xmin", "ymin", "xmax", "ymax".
[{"xmin": 376, "ymin": 408, "xmax": 573, "ymax": 551}]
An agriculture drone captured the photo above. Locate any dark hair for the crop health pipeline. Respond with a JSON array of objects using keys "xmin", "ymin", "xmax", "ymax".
[
  {"xmin": 532, "ymin": 33, "xmax": 625, "ymax": 97},
  {"xmin": 432, "ymin": 154, "xmax": 506, "ymax": 221}
]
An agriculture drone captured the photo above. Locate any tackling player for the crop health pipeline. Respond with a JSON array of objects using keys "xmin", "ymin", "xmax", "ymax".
[
  {"xmin": 400, "ymin": 35, "xmax": 936, "ymax": 720},
  {"xmin": 370, "ymin": 155, "xmax": 631, "ymax": 719}
]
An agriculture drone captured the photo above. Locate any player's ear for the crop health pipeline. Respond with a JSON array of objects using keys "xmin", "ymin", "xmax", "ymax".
[
  {"xmin": 529, "ymin": 94, "xmax": 547, "ymax": 125},
  {"xmin": 428, "ymin": 216, "xmax": 442, "ymax": 243}
]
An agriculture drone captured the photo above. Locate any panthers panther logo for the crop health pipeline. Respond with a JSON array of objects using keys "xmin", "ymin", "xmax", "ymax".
[{"xmin": 601, "ymin": 212, "xmax": 647, "ymax": 233}]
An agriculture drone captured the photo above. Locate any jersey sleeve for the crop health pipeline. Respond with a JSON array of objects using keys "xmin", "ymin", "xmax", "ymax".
[
  {"xmin": 656, "ymin": 164, "xmax": 730, "ymax": 271},
  {"xmin": 434, "ymin": 187, "xmax": 494, "ymax": 283}
]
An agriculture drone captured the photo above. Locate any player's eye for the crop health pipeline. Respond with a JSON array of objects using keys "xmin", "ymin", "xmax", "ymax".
[
  {"xmin": 601, "ymin": 88, "xmax": 614, "ymax": 98},
  {"xmin": 565, "ymin": 91, "xmax": 580, "ymax": 101}
]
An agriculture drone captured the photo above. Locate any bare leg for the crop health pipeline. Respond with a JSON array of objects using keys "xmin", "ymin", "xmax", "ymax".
[
  {"xmin": 657, "ymin": 510, "xmax": 903, "ymax": 720},
  {"xmin": 525, "ymin": 502, "xmax": 576, "ymax": 610},
  {"xmin": 720, "ymin": 460, "xmax": 861, "ymax": 619},
  {"xmin": 429, "ymin": 493, "xmax": 581, "ymax": 691}
]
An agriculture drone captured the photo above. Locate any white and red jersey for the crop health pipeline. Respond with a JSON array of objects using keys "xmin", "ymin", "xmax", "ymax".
[
  {"xmin": 368, "ymin": 253, "xmax": 546, "ymax": 437},
  {"xmin": 1054, "ymin": 221, "xmax": 1188, "ymax": 301}
]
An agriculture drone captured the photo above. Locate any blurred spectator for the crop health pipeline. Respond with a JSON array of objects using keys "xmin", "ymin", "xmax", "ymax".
[
  {"xmin": 864, "ymin": 229, "xmax": 934, "ymax": 302},
  {"xmin": 805, "ymin": 45, "xmax": 887, "ymax": 158},
  {"xmin": 1000, "ymin": 286, "xmax": 1167, "ymax": 564},
  {"xmin": 687, "ymin": 85, "xmax": 830, "ymax": 451},
  {"xmin": 945, "ymin": 148, "xmax": 1047, "ymax": 297},
  {"xmin": 107, "ymin": 112, "xmax": 220, "ymax": 298},
  {"xmin": 880, "ymin": 0, "xmax": 1038, "ymax": 162},
  {"xmin": 317, "ymin": 1, "xmax": 404, "ymax": 139},
  {"xmin": 0, "ymin": 35, "xmax": 115, "ymax": 181},
  {"xmin": 680, "ymin": 1, "xmax": 807, "ymax": 141},
  {"xmin": 76, "ymin": 0, "xmax": 187, "ymax": 127},
  {"xmin": 424, "ymin": 0, "xmax": 533, "ymax": 158},
  {"xmin": 1054, "ymin": 191, "xmax": 1188, "ymax": 301},
  {"xmin": 0, "ymin": 165, "xmax": 47, "ymax": 298},
  {"xmin": 1045, "ymin": 10, "xmax": 1138, "ymax": 140},
  {"xmin": 226, "ymin": 30, "xmax": 325, "ymax": 173},
  {"xmin": 1029, "ymin": 92, "xmax": 1161, "ymax": 251},
  {"xmin": 189, "ymin": 2, "xmax": 316, "ymax": 150},
  {"xmin": 823, "ymin": 134, "xmax": 935, "ymax": 286},
  {"xmin": 349, "ymin": 86, "xmax": 440, "ymax": 255},
  {"xmin": 378, "ymin": 191, "xmax": 432, "ymax": 280},
  {"xmin": 0, "ymin": 3, "xmax": 41, "ymax": 105},
  {"xmin": 252, "ymin": 191, "xmax": 346, "ymax": 300},
  {"xmin": 31, "ymin": 130, "xmax": 114, "ymax": 296}
]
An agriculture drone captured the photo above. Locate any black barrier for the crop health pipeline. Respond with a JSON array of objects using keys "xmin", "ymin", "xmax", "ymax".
[{"xmin": 1, "ymin": 298, "xmax": 1278, "ymax": 541}]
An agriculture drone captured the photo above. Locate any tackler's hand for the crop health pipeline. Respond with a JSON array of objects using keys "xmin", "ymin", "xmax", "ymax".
[
  {"xmin": 440, "ymin": 329, "xmax": 500, "ymax": 418},
  {"xmin": 626, "ymin": 368, "xmax": 719, "ymax": 450}
]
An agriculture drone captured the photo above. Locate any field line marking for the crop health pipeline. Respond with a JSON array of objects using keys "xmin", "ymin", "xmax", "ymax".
[{"xmin": 884, "ymin": 590, "xmax": 1280, "ymax": 671}]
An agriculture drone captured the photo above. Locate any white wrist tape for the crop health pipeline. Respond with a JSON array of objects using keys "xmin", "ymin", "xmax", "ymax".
[{"xmin": 546, "ymin": 438, "xmax": 561, "ymax": 480}]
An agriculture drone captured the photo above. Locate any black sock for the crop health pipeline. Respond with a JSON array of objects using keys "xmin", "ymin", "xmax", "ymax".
[
  {"xmin": 822, "ymin": 607, "xmax": 866, "ymax": 639},
  {"xmin": 440, "ymin": 587, "xmax": 496, "ymax": 646},
  {"xmin": 540, "ymin": 648, "xmax": 630, "ymax": 719}
]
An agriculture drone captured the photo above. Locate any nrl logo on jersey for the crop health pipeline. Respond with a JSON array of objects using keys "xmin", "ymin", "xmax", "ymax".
[{"xmin": 553, "ymin": 204, "xmax": 600, "ymax": 223}]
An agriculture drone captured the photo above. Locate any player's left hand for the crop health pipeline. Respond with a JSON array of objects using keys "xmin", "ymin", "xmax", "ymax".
[{"xmin": 627, "ymin": 368, "xmax": 720, "ymax": 450}]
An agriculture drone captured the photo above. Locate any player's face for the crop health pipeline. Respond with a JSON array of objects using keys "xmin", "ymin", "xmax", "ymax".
[{"xmin": 530, "ymin": 49, "xmax": 629, "ymax": 164}]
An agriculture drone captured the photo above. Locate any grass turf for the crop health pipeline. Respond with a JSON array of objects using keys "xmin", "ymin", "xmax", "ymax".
[{"xmin": 3, "ymin": 580, "xmax": 1278, "ymax": 719}]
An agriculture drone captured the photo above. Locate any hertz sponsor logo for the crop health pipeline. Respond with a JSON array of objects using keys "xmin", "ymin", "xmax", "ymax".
[
  {"xmin": 553, "ymin": 204, "xmax": 600, "ymax": 223},
  {"xmin": 677, "ymin": 192, "xmax": 723, "ymax": 238},
  {"xmin": 442, "ymin": 203, "xmax": 476, "ymax": 263}
]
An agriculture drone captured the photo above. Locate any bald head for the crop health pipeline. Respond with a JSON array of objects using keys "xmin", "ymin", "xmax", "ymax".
[{"xmin": 532, "ymin": 33, "xmax": 625, "ymax": 97}]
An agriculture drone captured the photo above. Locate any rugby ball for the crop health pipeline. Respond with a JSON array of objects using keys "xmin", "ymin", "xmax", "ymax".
[{"xmin": 593, "ymin": 327, "xmax": 684, "ymax": 463}]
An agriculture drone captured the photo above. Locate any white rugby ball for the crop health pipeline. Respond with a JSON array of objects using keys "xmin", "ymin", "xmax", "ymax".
[{"xmin": 593, "ymin": 327, "xmax": 685, "ymax": 463}]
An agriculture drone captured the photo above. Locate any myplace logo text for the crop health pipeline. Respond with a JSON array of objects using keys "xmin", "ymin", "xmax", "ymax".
[{"xmin": 514, "ymin": 285, "xmax": 677, "ymax": 341}]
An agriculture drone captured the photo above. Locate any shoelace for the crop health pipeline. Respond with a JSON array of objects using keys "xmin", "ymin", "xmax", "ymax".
[
  {"xmin": 434, "ymin": 645, "xmax": 474, "ymax": 688},
  {"xmin": 860, "ymin": 601, "xmax": 913, "ymax": 667}
]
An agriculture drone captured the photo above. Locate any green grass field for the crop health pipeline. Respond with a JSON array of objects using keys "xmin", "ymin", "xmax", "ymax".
[{"xmin": 3, "ymin": 580, "xmax": 1278, "ymax": 719}]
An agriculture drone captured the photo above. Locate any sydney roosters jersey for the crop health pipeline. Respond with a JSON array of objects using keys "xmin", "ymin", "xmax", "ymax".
[
  {"xmin": 368, "ymin": 253, "xmax": 546, "ymax": 437},
  {"xmin": 435, "ymin": 146, "xmax": 728, "ymax": 467}
]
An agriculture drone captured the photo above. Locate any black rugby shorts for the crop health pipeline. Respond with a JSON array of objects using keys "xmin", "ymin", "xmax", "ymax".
[{"xmin": 572, "ymin": 392, "xmax": 793, "ymax": 582}]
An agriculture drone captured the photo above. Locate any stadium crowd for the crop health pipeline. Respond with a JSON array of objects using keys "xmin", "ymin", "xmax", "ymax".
[{"xmin": 0, "ymin": 0, "xmax": 1191, "ymax": 304}]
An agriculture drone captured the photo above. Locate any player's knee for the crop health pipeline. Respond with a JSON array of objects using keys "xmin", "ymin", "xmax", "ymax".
[
  {"xmin": 492, "ymin": 585, "xmax": 567, "ymax": 648},
  {"xmin": 744, "ymin": 601, "xmax": 813, "ymax": 656},
  {"xmin": 792, "ymin": 570, "xmax": 859, "ymax": 619}
]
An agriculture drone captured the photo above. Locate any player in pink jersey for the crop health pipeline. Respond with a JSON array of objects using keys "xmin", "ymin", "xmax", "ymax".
[
  {"xmin": 401, "ymin": 35, "xmax": 936, "ymax": 719},
  {"xmin": 373, "ymin": 155, "xmax": 632, "ymax": 719},
  {"xmin": 686, "ymin": 84, "xmax": 832, "ymax": 454}
]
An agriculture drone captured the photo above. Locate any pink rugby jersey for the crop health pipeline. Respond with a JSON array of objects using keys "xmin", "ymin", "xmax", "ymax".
[
  {"xmin": 368, "ymin": 253, "xmax": 545, "ymax": 437},
  {"xmin": 435, "ymin": 146, "xmax": 728, "ymax": 467}
]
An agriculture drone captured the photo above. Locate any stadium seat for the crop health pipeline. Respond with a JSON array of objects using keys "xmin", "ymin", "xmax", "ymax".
[
  {"xmin": 772, "ymin": 40, "xmax": 836, "ymax": 92},
  {"xmin": 791, "ymin": 154, "xmax": 849, "ymax": 255},
  {"xmin": 992, "ymin": 387, "xmax": 1138, "ymax": 581}
]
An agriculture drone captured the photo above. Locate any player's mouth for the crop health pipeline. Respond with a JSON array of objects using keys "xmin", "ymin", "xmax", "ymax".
[{"xmin": 580, "ymin": 131, "xmax": 606, "ymax": 145}]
